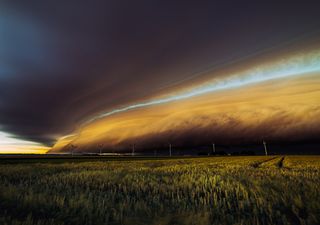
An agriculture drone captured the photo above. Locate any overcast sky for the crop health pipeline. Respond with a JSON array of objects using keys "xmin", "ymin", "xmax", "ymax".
[{"xmin": 1, "ymin": 1, "xmax": 320, "ymax": 152}]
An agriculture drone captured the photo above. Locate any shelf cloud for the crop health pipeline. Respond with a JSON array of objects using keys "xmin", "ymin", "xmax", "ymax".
[{"xmin": 1, "ymin": 1, "xmax": 320, "ymax": 153}]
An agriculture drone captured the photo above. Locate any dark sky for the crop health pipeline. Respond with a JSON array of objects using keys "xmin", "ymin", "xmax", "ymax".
[{"xmin": 1, "ymin": 0, "xmax": 320, "ymax": 147}]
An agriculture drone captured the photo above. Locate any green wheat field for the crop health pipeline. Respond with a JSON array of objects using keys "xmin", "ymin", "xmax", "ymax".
[{"xmin": 0, "ymin": 156, "xmax": 319, "ymax": 225}]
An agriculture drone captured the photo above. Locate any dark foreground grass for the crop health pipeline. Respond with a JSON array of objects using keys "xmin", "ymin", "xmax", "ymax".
[{"xmin": 0, "ymin": 156, "xmax": 319, "ymax": 225}]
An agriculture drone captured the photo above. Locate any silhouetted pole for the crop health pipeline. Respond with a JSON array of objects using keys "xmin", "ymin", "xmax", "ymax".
[
  {"xmin": 154, "ymin": 149, "xmax": 157, "ymax": 157},
  {"xmin": 132, "ymin": 144, "xmax": 135, "ymax": 156},
  {"xmin": 70, "ymin": 144, "xmax": 76, "ymax": 157},
  {"xmin": 263, "ymin": 140, "xmax": 268, "ymax": 156},
  {"xmin": 98, "ymin": 144, "xmax": 104, "ymax": 155},
  {"xmin": 169, "ymin": 143, "xmax": 172, "ymax": 157},
  {"xmin": 212, "ymin": 143, "xmax": 216, "ymax": 154}
]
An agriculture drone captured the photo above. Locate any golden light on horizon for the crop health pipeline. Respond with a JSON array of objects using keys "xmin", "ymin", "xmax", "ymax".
[{"xmin": 0, "ymin": 131, "xmax": 49, "ymax": 154}]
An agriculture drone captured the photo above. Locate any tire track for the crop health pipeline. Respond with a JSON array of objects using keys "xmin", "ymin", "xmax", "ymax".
[
  {"xmin": 277, "ymin": 156, "xmax": 285, "ymax": 168},
  {"xmin": 251, "ymin": 157, "xmax": 278, "ymax": 168},
  {"xmin": 252, "ymin": 156, "xmax": 286, "ymax": 169}
]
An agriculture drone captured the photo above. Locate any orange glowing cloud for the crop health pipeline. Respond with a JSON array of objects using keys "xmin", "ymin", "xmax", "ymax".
[{"xmin": 50, "ymin": 71, "xmax": 320, "ymax": 153}]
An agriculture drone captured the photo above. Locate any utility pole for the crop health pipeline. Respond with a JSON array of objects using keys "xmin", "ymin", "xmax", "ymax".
[
  {"xmin": 263, "ymin": 140, "xmax": 268, "ymax": 156},
  {"xmin": 98, "ymin": 144, "xmax": 104, "ymax": 155},
  {"xmin": 154, "ymin": 149, "xmax": 157, "ymax": 157},
  {"xmin": 112, "ymin": 147, "xmax": 115, "ymax": 155},
  {"xmin": 132, "ymin": 144, "xmax": 135, "ymax": 156},
  {"xmin": 169, "ymin": 143, "xmax": 172, "ymax": 157},
  {"xmin": 70, "ymin": 144, "xmax": 76, "ymax": 157},
  {"xmin": 212, "ymin": 143, "xmax": 216, "ymax": 155}
]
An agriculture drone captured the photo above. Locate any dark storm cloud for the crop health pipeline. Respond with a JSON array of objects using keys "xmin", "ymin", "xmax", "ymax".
[
  {"xmin": 55, "ymin": 104, "xmax": 320, "ymax": 153},
  {"xmin": 113, "ymin": 106, "xmax": 320, "ymax": 151},
  {"xmin": 1, "ymin": 0, "xmax": 320, "ymax": 146}
]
